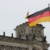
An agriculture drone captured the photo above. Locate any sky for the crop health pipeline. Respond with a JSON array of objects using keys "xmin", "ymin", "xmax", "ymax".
[{"xmin": 0, "ymin": 0, "xmax": 50, "ymax": 49}]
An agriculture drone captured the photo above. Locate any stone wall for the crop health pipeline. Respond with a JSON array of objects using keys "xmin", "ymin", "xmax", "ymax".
[{"xmin": 0, "ymin": 45, "xmax": 28, "ymax": 50}]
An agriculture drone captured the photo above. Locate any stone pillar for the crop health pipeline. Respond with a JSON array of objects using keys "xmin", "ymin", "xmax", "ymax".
[{"xmin": 28, "ymin": 45, "xmax": 32, "ymax": 50}]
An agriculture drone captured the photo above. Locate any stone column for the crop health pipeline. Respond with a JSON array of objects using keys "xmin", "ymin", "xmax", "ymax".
[{"xmin": 28, "ymin": 45, "xmax": 32, "ymax": 50}]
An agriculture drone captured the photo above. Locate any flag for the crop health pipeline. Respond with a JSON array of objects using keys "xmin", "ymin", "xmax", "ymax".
[{"xmin": 26, "ymin": 7, "xmax": 50, "ymax": 27}]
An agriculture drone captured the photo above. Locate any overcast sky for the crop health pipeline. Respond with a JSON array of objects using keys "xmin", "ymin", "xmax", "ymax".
[{"xmin": 0, "ymin": 0, "xmax": 50, "ymax": 49}]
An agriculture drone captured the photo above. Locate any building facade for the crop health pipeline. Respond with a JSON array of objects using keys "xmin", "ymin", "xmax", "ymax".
[{"xmin": 0, "ymin": 22, "xmax": 49, "ymax": 50}]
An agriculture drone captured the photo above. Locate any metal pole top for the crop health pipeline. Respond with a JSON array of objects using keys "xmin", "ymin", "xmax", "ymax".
[{"xmin": 48, "ymin": 3, "xmax": 50, "ymax": 8}]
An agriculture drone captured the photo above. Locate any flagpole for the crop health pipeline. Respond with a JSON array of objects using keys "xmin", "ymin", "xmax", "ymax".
[
  {"xmin": 48, "ymin": 3, "xmax": 50, "ymax": 21},
  {"xmin": 48, "ymin": 3, "xmax": 50, "ymax": 8}
]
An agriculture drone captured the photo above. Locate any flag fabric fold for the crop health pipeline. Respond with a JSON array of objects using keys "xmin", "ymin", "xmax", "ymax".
[{"xmin": 26, "ymin": 7, "xmax": 50, "ymax": 27}]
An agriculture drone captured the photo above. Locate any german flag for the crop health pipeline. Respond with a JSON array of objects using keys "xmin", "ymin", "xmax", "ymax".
[{"xmin": 27, "ymin": 7, "xmax": 50, "ymax": 27}]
